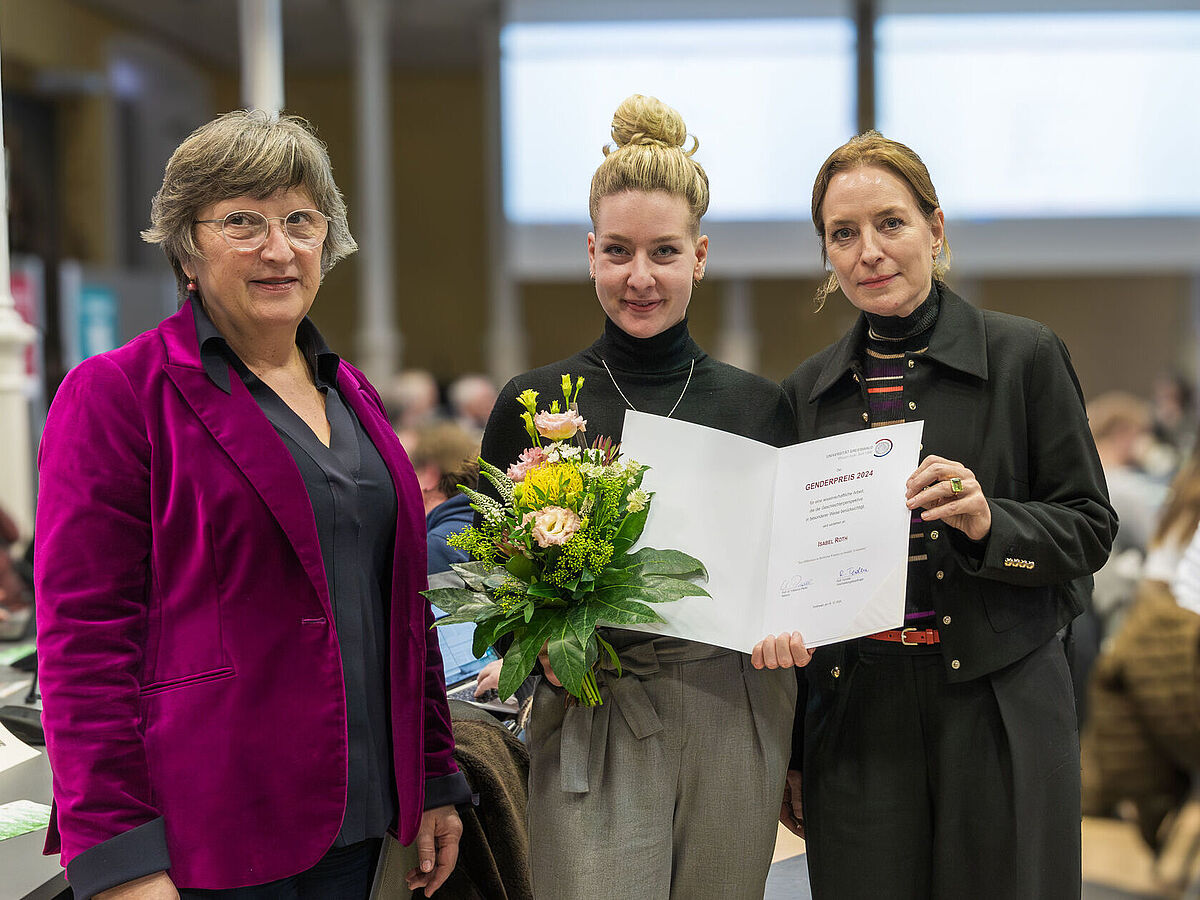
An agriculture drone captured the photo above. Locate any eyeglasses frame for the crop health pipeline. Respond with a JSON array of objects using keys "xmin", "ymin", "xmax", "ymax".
[{"xmin": 193, "ymin": 208, "xmax": 333, "ymax": 253}]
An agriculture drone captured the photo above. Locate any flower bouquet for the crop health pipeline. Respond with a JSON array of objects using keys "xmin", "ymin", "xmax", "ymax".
[{"xmin": 424, "ymin": 375, "xmax": 709, "ymax": 706}]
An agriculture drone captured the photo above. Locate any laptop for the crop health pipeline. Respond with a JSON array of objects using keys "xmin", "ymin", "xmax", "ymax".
[{"xmin": 432, "ymin": 604, "xmax": 518, "ymax": 715}]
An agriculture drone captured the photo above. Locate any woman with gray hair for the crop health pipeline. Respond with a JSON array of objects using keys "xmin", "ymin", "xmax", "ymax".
[{"xmin": 35, "ymin": 110, "xmax": 467, "ymax": 899}]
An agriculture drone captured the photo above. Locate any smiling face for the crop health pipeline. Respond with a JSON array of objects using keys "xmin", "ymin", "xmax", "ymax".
[
  {"xmin": 820, "ymin": 165, "xmax": 944, "ymax": 318},
  {"xmin": 587, "ymin": 190, "xmax": 708, "ymax": 339},
  {"xmin": 185, "ymin": 187, "xmax": 323, "ymax": 344}
]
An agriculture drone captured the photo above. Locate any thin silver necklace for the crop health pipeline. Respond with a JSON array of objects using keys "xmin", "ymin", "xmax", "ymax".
[{"xmin": 601, "ymin": 358, "xmax": 695, "ymax": 418}]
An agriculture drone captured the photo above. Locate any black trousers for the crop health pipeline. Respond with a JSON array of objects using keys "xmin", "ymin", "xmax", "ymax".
[
  {"xmin": 802, "ymin": 636, "xmax": 1081, "ymax": 900},
  {"xmin": 178, "ymin": 839, "xmax": 381, "ymax": 900}
]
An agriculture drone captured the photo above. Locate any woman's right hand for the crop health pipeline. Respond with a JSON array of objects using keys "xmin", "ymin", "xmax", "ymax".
[
  {"xmin": 751, "ymin": 632, "xmax": 812, "ymax": 669},
  {"xmin": 537, "ymin": 644, "xmax": 563, "ymax": 687},
  {"xmin": 95, "ymin": 871, "xmax": 179, "ymax": 899}
]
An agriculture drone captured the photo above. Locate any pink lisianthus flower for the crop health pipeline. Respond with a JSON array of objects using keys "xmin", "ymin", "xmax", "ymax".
[
  {"xmin": 506, "ymin": 446, "xmax": 548, "ymax": 482},
  {"xmin": 534, "ymin": 410, "xmax": 587, "ymax": 441},
  {"xmin": 523, "ymin": 506, "xmax": 581, "ymax": 548}
]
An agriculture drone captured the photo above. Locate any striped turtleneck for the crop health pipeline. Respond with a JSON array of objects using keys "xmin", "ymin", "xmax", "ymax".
[{"xmin": 863, "ymin": 284, "xmax": 940, "ymax": 623}]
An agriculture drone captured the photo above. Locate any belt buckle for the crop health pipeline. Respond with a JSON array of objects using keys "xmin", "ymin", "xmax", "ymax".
[{"xmin": 900, "ymin": 627, "xmax": 919, "ymax": 646}]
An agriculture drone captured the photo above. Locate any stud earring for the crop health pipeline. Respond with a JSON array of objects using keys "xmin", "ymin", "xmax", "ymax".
[{"xmin": 186, "ymin": 277, "xmax": 198, "ymax": 294}]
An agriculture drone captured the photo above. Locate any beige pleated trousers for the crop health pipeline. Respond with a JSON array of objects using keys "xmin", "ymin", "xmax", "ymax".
[{"xmin": 526, "ymin": 637, "xmax": 796, "ymax": 900}]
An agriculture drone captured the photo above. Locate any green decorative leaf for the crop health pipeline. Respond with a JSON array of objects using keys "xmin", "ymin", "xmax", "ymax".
[
  {"xmin": 505, "ymin": 554, "xmax": 535, "ymax": 580},
  {"xmin": 629, "ymin": 574, "xmax": 711, "ymax": 604},
  {"xmin": 498, "ymin": 612, "xmax": 561, "ymax": 699},
  {"xmin": 526, "ymin": 581, "xmax": 563, "ymax": 601},
  {"xmin": 472, "ymin": 614, "xmax": 523, "ymax": 658},
  {"xmin": 612, "ymin": 505, "xmax": 649, "ymax": 556},
  {"xmin": 545, "ymin": 622, "xmax": 590, "ymax": 698},
  {"xmin": 589, "ymin": 593, "xmax": 662, "ymax": 626},
  {"xmin": 422, "ymin": 588, "xmax": 495, "ymax": 622},
  {"xmin": 566, "ymin": 600, "xmax": 604, "ymax": 646},
  {"xmin": 450, "ymin": 561, "xmax": 501, "ymax": 591},
  {"xmin": 624, "ymin": 547, "xmax": 708, "ymax": 580},
  {"xmin": 596, "ymin": 632, "xmax": 622, "ymax": 677}
]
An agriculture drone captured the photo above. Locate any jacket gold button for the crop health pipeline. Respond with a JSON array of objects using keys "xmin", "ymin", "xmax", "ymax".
[
  {"xmin": 853, "ymin": 373, "xmax": 860, "ymax": 382},
  {"xmin": 861, "ymin": 412, "xmax": 869, "ymax": 422},
  {"xmin": 907, "ymin": 359, "xmax": 915, "ymax": 368},
  {"xmin": 930, "ymin": 530, "xmax": 939, "ymax": 540},
  {"xmin": 831, "ymin": 666, "xmax": 841, "ymax": 679},
  {"xmin": 908, "ymin": 401, "xmax": 917, "ymax": 410},
  {"xmin": 942, "ymin": 615, "xmax": 952, "ymax": 625},
  {"xmin": 935, "ymin": 570, "xmax": 944, "ymax": 580},
  {"xmin": 951, "ymin": 659, "xmax": 961, "ymax": 670}
]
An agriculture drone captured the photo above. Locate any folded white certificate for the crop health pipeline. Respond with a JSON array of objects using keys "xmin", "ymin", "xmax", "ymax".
[{"xmin": 619, "ymin": 413, "xmax": 924, "ymax": 653}]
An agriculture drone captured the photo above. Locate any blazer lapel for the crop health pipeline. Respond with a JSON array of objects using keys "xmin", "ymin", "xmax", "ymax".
[{"xmin": 163, "ymin": 358, "xmax": 331, "ymax": 610}]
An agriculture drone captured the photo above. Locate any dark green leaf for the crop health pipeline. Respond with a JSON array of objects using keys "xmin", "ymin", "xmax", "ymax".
[
  {"xmin": 449, "ymin": 561, "xmax": 498, "ymax": 590},
  {"xmin": 596, "ymin": 632, "xmax": 622, "ymax": 677},
  {"xmin": 624, "ymin": 547, "xmax": 708, "ymax": 580},
  {"xmin": 612, "ymin": 505, "xmax": 649, "ymax": 556},
  {"xmin": 505, "ymin": 554, "xmax": 535, "ymax": 580},
  {"xmin": 628, "ymin": 574, "xmax": 711, "ymax": 604},
  {"xmin": 589, "ymin": 593, "xmax": 662, "ymax": 626},
  {"xmin": 472, "ymin": 614, "xmax": 523, "ymax": 658},
  {"xmin": 526, "ymin": 581, "xmax": 563, "ymax": 601},
  {"xmin": 545, "ymin": 622, "xmax": 590, "ymax": 698},
  {"xmin": 498, "ymin": 612, "xmax": 562, "ymax": 699},
  {"xmin": 566, "ymin": 600, "xmax": 604, "ymax": 646}
]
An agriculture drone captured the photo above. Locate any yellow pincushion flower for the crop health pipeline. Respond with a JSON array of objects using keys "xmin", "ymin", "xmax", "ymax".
[{"xmin": 522, "ymin": 462, "xmax": 584, "ymax": 509}]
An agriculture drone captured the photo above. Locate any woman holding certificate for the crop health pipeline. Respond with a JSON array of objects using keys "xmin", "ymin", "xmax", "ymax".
[
  {"xmin": 758, "ymin": 132, "xmax": 1117, "ymax": 898},
  {"xmin": 478, "ymin": 94, "xmax": 798, "ymax": 899}
]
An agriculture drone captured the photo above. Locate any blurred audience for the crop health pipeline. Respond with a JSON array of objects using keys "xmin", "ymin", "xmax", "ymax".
[
  {"xmin": 387, "ymin": 368, "xmax": 442, "ymax": 451},
  {"xmin": 447, "ymin": 374, "xmax": 498, "ymax": 439},
  {"xmin": 1148, "ymin": 371, "xmax": 1198, "ymax": 478},
  {"xmin": 1090, "ymin": 391, "xmax": 1168, "ymax": 555},
  {"xmin": 1083, "ymin": 437, "xmax": 1200, "ymax": 894},
  {"xmin": 409, "ymin": 421, "xmax": 480, "ymax": 576}
]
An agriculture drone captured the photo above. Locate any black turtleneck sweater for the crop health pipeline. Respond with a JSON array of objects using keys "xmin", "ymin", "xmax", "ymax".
[{"xmin": 480, "ymin": 317, "xmax": 796, "ymax": 487}]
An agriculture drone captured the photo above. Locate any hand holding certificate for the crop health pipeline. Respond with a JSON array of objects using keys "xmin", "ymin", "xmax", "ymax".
[{"xmin": 619, "ymin": 413, "xmax": 924, "ymax": 654}]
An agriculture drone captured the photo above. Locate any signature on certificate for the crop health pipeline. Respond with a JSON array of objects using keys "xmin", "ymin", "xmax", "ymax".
[{"xmin": 780, "ymin": 574, "xmax": 814, "ymax": 596}]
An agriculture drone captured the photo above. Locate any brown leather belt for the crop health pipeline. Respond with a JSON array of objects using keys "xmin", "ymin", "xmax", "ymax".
[{"xmin": 866, "ymin": 627, "xmax": 940, "ymax": 646}]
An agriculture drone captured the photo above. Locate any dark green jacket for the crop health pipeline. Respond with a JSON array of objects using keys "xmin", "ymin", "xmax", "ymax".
[{"xmin": 782, "ymin": 286, "xmax": 1117, "ymax": 684}]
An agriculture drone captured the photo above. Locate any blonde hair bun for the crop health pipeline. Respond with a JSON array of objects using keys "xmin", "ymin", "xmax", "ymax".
[{"xmin": 606, "ymin": 94, "xmax": 697, "ymax": 157}]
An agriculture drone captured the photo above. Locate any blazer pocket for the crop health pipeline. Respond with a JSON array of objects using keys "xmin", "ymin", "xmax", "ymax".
[{"xmin": 140, "ymin": 665, "xmax": 236, "ymax": 696}]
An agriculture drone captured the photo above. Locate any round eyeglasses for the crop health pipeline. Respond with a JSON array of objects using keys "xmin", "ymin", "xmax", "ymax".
[{"xmin": 194, "ymin": 209, "xmax": 331, "ymax": 252}]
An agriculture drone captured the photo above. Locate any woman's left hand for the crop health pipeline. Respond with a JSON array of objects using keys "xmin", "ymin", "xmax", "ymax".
[
  {"xmin": 405, "ymin": 804, "xmax": 463, "ymax": 896},
  {"xmin": 906, "ymin": 455, "xmax": 992, "ymax": 541}
]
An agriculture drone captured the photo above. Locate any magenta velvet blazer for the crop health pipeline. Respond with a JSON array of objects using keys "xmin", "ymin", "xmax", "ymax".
[{"xmin": 34, "ymin": 302, "xmax": 459, "ymax": 888}]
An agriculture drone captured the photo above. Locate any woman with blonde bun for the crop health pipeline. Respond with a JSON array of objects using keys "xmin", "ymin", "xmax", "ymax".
[{"xmin": 479, "ymin": 94, "xmax": 803, "ymax": 899}]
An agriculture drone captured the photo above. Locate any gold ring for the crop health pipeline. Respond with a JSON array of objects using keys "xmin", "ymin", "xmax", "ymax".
[{"xmin": 949, "ymin": 476, "xmax": 963, "ymax": 494}]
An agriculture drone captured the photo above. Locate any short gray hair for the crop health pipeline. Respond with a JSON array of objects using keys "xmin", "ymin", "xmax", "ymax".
[{"xmin": 141, "ymin": 109, "xmax": 357, "ymax": 297}]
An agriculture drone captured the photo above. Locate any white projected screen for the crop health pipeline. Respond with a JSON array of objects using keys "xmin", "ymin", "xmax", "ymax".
[
  {"xmin": 878, "ymin": 12, "xmax": 1200, "ymax": 219},
  {"xmin": 501, "ymin": 18, "xmax": 856, "ymax": 224}
]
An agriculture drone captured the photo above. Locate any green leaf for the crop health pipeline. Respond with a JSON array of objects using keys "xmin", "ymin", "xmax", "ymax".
[
  {"xmin": 624, "ymin": 547, "xmax": 708, "ymax": 580},
  {"xmin": 545, "ymin": 622, "xmax": 590, "ymax": 698},
  {"xmin": 628, "ymin": 574, "xmax": 711, "ymax": 604},
  {"xmin": 612, "ymin": 505, "xmax": 650, "ymax": 556},
  {"xmin": 596, "ymin": 632, "xmax": 622, "ymax": 677},
  {"xmin": 589, "ymin": 593, "xmax": 663, "ymax": 626},
  {"xmin": 472, "ymin": 614, "xmax": 523, "ymax": 658},
  {"xmin": 526, "ymin": 581, "xmax": 563, "ymax": 601},
  {"xmin": 498, "ymin": 612, "xmax": 562, "ymax": 699},
  {"xmin": 566, "ymin": 600, "xmax": 604, "ymax": 646},
  {"xmin": 450, "ymin": 561, "xmax": 501, "ymax": 591},
  {"xmin": 505, "ymin": 554, "xmax": 535, "ymax": 580},
  {"xmin": 422, "ymin": 588, "xmax": 496, "ymax": 623}
]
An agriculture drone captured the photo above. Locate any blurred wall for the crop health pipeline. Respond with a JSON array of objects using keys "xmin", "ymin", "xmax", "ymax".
[{"xmin": 2, "ymin": 1, "xmax": 1192, "ymax": 405}]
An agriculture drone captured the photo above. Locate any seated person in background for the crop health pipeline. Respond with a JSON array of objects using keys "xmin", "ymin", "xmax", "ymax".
[
  {"xmin": 447, "ymin": 374, "xmax": 498, "ymax": 440},
  {"xmin": 410, "ymin": 421, "xmax": 481, "ymax": 577},
  {"xmin": 1089, "ymin": 391, "xmax": 1168, "ymax": 555},
  {"xmin": 0, "ymin": 505, "xmax": 31, "ymax": 623},
  {"xmin": 1083, "ymin": 437, "xmax": 1200, "ymax": 878},
  {"xmin": 388, "ymin": 369, "xmax": 443, "ymax": 453}
]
